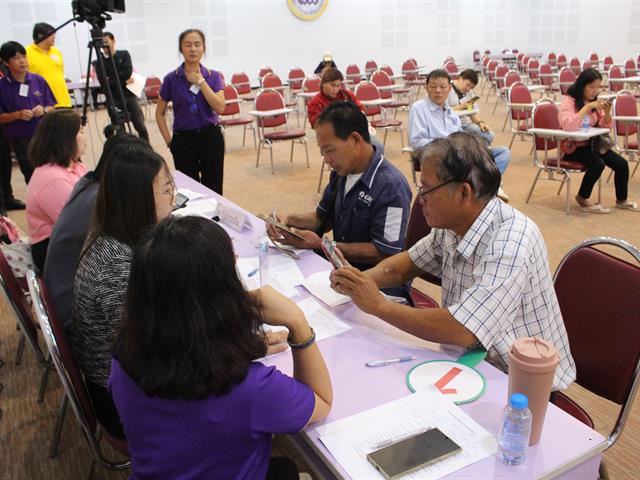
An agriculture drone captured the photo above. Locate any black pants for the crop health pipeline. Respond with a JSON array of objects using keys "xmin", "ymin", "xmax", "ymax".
[
  {"xmin": 0, "ymin": 128, "xmax": 11, "ymax": 204},
  {"xmin": 86, "ymin": 380, "xmax": 125, "ymax": 439},
  {"xmin": 10, "ymin": 138, "xmax": 34, "ymax": 185},
  {"xmin": 119, "ymin": 92, "xmax": 149, "ymax": 141},
  {"xmin": 265, "ymin": 456, "xmax": 299, "ymax": 480},
  {"xmin": 170, "ymin": 124, "xmax": 225, "ymax": 195},
  {"xmin": 31, "ymin": 237, "xmax": 49, "ymax": 273},
  {"xmin": 564, "ymin": 146, "xmax": 629, "ymax": 201}
]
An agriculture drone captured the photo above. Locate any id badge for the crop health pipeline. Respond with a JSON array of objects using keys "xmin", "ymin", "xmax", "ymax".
[
  {"xmin": 189, "ymin": 84, "xmax": 201, "ymax": 95},
  {"xmin": 19, "ymin": 84, "xmax": 29, "ymax": 97}
]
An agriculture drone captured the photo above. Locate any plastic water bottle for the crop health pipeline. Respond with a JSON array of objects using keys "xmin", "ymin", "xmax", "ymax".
[
  {"xmin": 497, "ymin": 393, "xmax": 532, "ymax": 465},
  {"xmin": 582, "ymin": 115, "xmax": 590, "ymax": 132},
  {"xmin": 258, "ymin": 235, "xmax": 270, "ymax": 287}
]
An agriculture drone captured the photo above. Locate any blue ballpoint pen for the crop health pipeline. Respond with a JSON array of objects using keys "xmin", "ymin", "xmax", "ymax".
[{"xmin": 366, "ymin": 356, "xmax": 416, "ymax": 367}]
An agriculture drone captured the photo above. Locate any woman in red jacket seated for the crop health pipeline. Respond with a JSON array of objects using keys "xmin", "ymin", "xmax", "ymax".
[{"xmin": 307, "ymin": 68, "xmax": 363, "ymax": 128}]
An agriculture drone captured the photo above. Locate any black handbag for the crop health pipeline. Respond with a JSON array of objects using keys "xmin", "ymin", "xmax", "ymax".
[{"xmin": 590, "ymin": 133, "xmax": 614, "ymax": 155}]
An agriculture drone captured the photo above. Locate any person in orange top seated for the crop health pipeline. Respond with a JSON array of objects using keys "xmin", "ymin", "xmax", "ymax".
[{"xmin": 307, "ymin": 68, "xmax": 363, "ymax": 128}]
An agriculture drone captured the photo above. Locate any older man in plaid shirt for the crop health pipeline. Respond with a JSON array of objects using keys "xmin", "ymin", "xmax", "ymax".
[{"xmin": 331, "ymin": 132, "xmax": 576, "ymax": 391}]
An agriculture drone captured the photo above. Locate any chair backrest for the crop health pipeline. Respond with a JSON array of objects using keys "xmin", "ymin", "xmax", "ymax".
[
  {"xmin": 527, "ymin": 58, "xmax": 540, "ymax": 80},
  {"xmin": 492, "ymin": 64, "xmax": 508, "ymax": 88},
  {"xmin": 505, "ymin": 70, "xmax": 522, "ymax": 88},
  {"xmin": 26, "ymin": 270, "xmax": 130, "ymax": 465},
  {"xmin": 444, "ymin": 61, "xmax": 458, "ymax": 75},
  {"xmin": 559, "ymin": 67, "xmax": 576, "ymax": 94},
  {"xmin": 581, "ymin": 60, "xmax": 592, "ymax": 72},
  {"xmin": 482, "ymin": 56, "xmax": 490, "ymax": 68},
  {"xmin": 484, "ymin": 49, "xmax": 491, "ymax": 54},
  {"xmin": 532, "ymin": 100, "xmax": 560, "ymax": 150},
  {"xmin": 365, "ymin": 59, "xmax": 378, "ymax": 74},
  {"xmin": 231, "ymin": 72, "xmax": 252, "ymax": 95},
  {"xmin": 508, "ymin": 82, "xmax": 533, "ymax": 120},
  {"xmin": 144, "ymin": 76, "xmax": 162, "ymax": 100},
  {"xmin": 613, "ymin": 91, "xmax": 638, "ymax": 136},
  {"xmin": 371, "ymin": 70, "xmax": 393, "ymax": 99},
  {"xmin": 569, "ymin": 57, "xmax": 581, "ymax": 75},
  {"xmin": 472, "ymin": 50, "xmax": 480, "ymax": 62},
  {"xmin": 517, "ymin": 52, "xmax": 525, "ymax": 66},
  {"xmin": 258, "ymin": 66, "xmax": 273, "ymax": 80},
  {"xmin": 588, "ymin": 51, "xmax": 599, "ymax": 65},
  {"xmin": 624, "ymin": 58, "xmax": 637, "ymax": 77},
  {"xmin": 262, "ymin": 72, "xmax": 283, "ymax": 89},
  {"xmin": 603, "ymin": 55, "xmax": 614, "ymax": 70},
  {"xmin": 609, "ymin": 65, "xmax": 624, "ymax": 92},
  {"xmin": 0, "ymin": 251, "xmax": 46, "ymax": 364},
  {"xmin": 221, "ymin": 84, "xmax": 241, "ymax": 116},
  {"xmin": 302, "ymin": 75, "xmax": 320, "ymax": 93},
  {"xmin": 557, "ymin": 53, "xmax": 567, "ymax": 67},
  {"xmin": 354, "ymin": 81, "xmax": 382, "ymax": 116},
  {"xmin": 521, "ymin": 55, "xmax": 530, "ymax": 73},
  {"xmin": 380, "ymin": 64, "xmax": 394, "ymax": 77},
  {"xmin": 288, "ymin": 67, "xmax": 305, "ymax": 90},
  {"xmin": 346, "ymin": 63, "xmax": 362, "ymax": 84},
  {"xmin": 403, "ymin": 196, "xmax": 441, "ymax": 286},
  {"xmin": 255, "ymin": 89, "xmax": 287, "ymax": 128},
  {"xmin": 539, "ymin": 63, "xmax": 555, "ymax": 87},
  {"xmin": 487, "ymin": 60, "xmax": 499, "ymax": 80},
  {"xmin": 553, "ymin": 238, "xmax": 640, "ymax": 448},
  {"xmin": 547, "ymin": 52, "xmax": 557, "ymax": 66}
]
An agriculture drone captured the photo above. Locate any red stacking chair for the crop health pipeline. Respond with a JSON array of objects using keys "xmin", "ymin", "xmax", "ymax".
[
  {"xmin": 371, "ymin": 70, "xmax": 409, "ymax": 118},
  {"xmin": 354, "ymin": 81, "xmax": 404, "ymax": 150},
  {"xmin": 624, "ymin": 58, "xmax": 637, "ymax": 78},
  {"xmin": 288, "ymin": 66, "xmax": 305, "ymax": 93},
  {"xmin": 547, "ymin": 52, "xmax": 557, "ymax": 68},
  {"xmin": 539, "ymin": 63, "xmax": 559, "ymax": 100},
  {"xmin": 379, "ymin": 65, "xmax": 410, "ymax": 99},
  {"xmin": 300, "ymin": 75, "xmax": 320, "ymax": 129},
  {"xmin": 444, "ymin": 61, "xmax": 459, "ymax": 80},
  {"xmin": 483, "ymin": 60, "xmax": 499, "ymax": 99},
  {"xmin": 231, "ymin": 72, "xmax": 255, "ymax": 103},
  {"xmin": 402, "ymin": 58, "xmax": 424, "ymax": 100},
  {"xmin": 552, "ymin": 237, "xmax": 640, "ymax": 480},
  {"xmin": 527, "ymin": 58, "xmax": 541, "ymax": 84},
  {"xmin": 26, "ymin": 271, "xmax": 130, "ymax": 477},
  {"xmin": 603, "ymin": 55, "xmax": 614, "ymax": 72},
  {"xmin": 556, "ymin": 53, "xmax": 568, "ymax": 69},
  {"xmin": 492, "ymin": 64, "xmax": 511, "ymax": 113},
  {"xmin": 254, "ymin": 89, "xmax": 309, "ymax": 174},
  {"xmin": 588, "ymin": 51, "xmax": 599, "ymax": 68},
  {"xmin": 258, "ymin": 66, "xmax": 273, "ymax": 87},
  {"xmin": 559, "ymin": 67, "xmax": 576, "ymax": 95},
  {"xmin": 365, "ymin": 59, "xmax": 378, "ymax": 78},
  {"xmin": 608, "ymin": 65, "xmax": 625, "ymax": 93},
  {"xmin": 505, "ymin": 82, "xmax": 533, "ymax": 146},
  {"xmin": 472, "ymin": 50, "xmax": 480, "ymax": 66},
  {"xmin": 142, "ymin": 76, "xmax": 162, "ymax": 121},
  {"xmin": 611, "ymin": 91, "xmax": 640, "ymax": 179},
  {"xmin": 516, "ymin": 52, "xmax": 525, "ymax": 71},
  {"xmin": 581, "ymin": 60, "xmax": 592, "ymax": 72},
  {"xmin": 569, "ymin": 57, "xmax": 581, "ymax": 76},
  {"xmin": 219, "ymin": 84, "xmax": 256, "ymax": 150},
  {"xmin": 526, "ymin": 100, "xmax": 600, "ymax": 213},
  {"xmin": 262, "ymin": 72, "xmax": 297, "ymax": 107},
  {"xmin": 345, "ymin": 63, "xmax": 362, "ymax": 86}
]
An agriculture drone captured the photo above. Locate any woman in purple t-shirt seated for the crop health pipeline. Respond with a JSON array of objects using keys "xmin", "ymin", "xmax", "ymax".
[
  {"xmin": 156, "ymin": 29, "xmax": 226, "ymax": 194},
  {"xmin": 109, "ymin": 215, "xmax": 332, "ymax": 479}
]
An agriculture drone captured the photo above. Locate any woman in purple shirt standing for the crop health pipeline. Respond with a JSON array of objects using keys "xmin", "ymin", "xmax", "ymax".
[
  {"xmin": 156, "ymin": 29, "xmax": 226, "ymax": 194},
  {"xmin": 110, "ymin": 215, "xmax": 333, "ymax": 479}
]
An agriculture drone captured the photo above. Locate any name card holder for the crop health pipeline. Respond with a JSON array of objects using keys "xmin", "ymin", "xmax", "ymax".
[{"xmin": 218, "ymin": 203, "xmax": 251, "ymax": 232}]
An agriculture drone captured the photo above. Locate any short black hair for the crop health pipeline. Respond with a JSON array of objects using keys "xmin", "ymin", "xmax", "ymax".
[
  {"xmin": 33, "ymin": 22, "xmax": 54, "ymax": 43},
  {"xmin": 426, "ymin": 69, "xmax": 450, "ymax": 84},
  {"xmin": 114, "ymin": 215, "xmax": 268, "ymax": 399},
  {"xmin": 567, "ymin": 68, "xmax": 603, "ymax": 111},
  {"xmin": 178, "ymin": 28, "xmax": 206, "ymax": 53},
  {"xmin": 0, "ymin": 41, "xmax": 26, "ymax": 63},
  {"xmin": 316, "ymin": 101, "xmax": 371, "ymax": 143},
  {"xmin": 28, "ymin": 110, "xmax": 81, "ymax": 168},
  {"xmin": 103, "ymin": 31, "xmax": 115, "ymax": 41},
  {"xmin": 458, "ymin": 69, "xmax": 479, "ymax": 85}
]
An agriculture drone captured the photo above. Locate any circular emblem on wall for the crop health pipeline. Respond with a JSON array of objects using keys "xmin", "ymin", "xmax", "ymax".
[{"xmin": 287, "ymin": 0, "xmax": 328, "ymax": 21}]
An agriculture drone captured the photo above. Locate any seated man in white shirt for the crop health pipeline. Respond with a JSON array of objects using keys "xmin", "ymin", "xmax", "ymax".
[
  {"xmin": 330, "ymin": 133, "xmax": 576, "ymax": 391},
  {"xmin": 448, "ymin": 69, "xmax": 494, "ymax": 144},
  {"xmin": 409, "ymin": 68, "xmax": 511, "ymax": 202}
]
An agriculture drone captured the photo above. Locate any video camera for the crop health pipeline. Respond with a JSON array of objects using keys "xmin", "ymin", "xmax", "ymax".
[{"xmin": 72, "ymin": 0, "xmax": 125, "ymax": 28}]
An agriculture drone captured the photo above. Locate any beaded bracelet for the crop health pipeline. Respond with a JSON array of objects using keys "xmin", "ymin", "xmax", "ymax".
[{"xmin": 288, "ymin": 327, "xmax": 316, "ymax": 350}]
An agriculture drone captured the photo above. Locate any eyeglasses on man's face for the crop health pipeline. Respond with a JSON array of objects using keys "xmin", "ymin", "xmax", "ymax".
[{"xmin": 417, "ymin": 179, "xmax": 455, "ymax": 200}]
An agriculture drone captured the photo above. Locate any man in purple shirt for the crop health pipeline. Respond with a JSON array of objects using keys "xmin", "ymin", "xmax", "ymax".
[{"xmin": 0, "ymin": 41, "xmax": 56, "ymax": 208}]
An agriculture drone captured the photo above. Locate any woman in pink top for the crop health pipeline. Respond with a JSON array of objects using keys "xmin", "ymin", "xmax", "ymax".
[
  {"xmin": 559, "ymin": 68, "xmax": 638, "ymax": 213},
  {"xmin": 26, "ymin": 110, "xmax": 87, "ymax": 270}
]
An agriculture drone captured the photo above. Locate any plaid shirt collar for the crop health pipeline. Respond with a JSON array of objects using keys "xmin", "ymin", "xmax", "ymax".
[{"xmin": 455, "ymin": 198, "xmax": 500, "ymax": 260}]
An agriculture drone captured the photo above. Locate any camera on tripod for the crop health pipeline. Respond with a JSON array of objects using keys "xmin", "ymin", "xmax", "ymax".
[{"xmin": 72, "ymin": 0, "xmax": 125, "ymax": 25}]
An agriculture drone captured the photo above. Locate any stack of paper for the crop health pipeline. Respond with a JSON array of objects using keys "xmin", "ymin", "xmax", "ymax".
[
  {"xmin": 236, "ymin": 256, "xmax": 304, "ymax": 298},
  {"xmin": 301, "ymin": 271, "xmax": 351, "ymax": 307},
  {"xmin": 172, "ymin": 198, "xmax": 218, "ymax": 218},
  {"xmin": 317, "ymin": 386, "xmax": 497, "ymax": 479}
]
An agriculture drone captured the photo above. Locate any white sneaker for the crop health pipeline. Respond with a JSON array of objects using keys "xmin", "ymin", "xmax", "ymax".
[{"xmin": 497, "ymin": 186, "xmax": 510, "ymax": 203}]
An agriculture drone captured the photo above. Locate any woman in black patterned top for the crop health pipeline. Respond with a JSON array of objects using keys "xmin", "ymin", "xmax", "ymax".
[{"xmin": 71, "ymin": 141, "xmax": 174, "ymax": 437}]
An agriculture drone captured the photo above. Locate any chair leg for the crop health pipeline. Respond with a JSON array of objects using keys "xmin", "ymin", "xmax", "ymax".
[
  {"xmin": 631, "ymin": 159, "xmax": 639, "ymax": 177},
  {"xmin": 251, "ymin": 125, "xmax": 257, "ymax": 150},
  {"xmin": 492, "ymin": 95, "xmax": 500, "ymax": 114},
  {"xmin": 557, "ymin": 180, "xmax": 565, "ymax": 196},
  {"xmin": 303, "ymin": 139, "xmax": 309, "ymax": 168},
  {"xmin": 269, "ymin": 143, "xmax": 274, "ymax": 175},
  {"xmin": 14, "ymin": 333, "xmax": 25, "ymax": 365},
  {"xmin": 502, "ymin": 113, "xmax": 509, "ymax": 132},
  {"xmin": 383, "ymin": 129, "xmax": 389, "ymax": 147},
  {"xmin": 565, "ymin": 176, "xmax": 572, "ymax": 214},
  {"xmin": 526, "ymin": 169, "xmax": 543, "ymax": 203},
  {"xmin": 256, "ymin": 140, "xmax": 262, "ymax": 168},
  {"xmin": 49, "ymin": 394, "xmax": 68, "ymax": 458},
  {"xmin": 37, "ymin": 360, "xmax": 53, "ymax": 403},
  {"xmin": 289, "ymin": 139, "xmax": 294, "ymax": 163},
  {"xmin": 509, "ymin": 132, "xmax": 516, "ymax": 149},
  {"xmin": 242, "ymin": 125, "xmax": 247, "ymax": 147}
]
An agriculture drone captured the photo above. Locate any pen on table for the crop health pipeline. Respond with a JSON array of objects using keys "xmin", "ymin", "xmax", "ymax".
[
  {"xmin": 247, "ymin": 268, "xmax": 259, "ymax": 277},
  {"xmin": 372, "ymin": 427, "xmax": 430, "ymax": 449},
  {"xmin": 365, "ymin": 356, "xmax": 416, "ymax": 367}
]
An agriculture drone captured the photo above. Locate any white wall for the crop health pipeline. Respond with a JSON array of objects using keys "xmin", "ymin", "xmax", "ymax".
[{"xmin": 2, "ymin": 0, "xmax": 640, "ymax": 84}]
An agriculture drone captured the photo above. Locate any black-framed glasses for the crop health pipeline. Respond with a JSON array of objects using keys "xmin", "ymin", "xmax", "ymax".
[{"xmin": 417, "ymin": 179, "xmax": 455, "ymax": 199}]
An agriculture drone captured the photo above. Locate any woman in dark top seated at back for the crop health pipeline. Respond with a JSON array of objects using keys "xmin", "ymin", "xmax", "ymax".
[{"xmin": 110, "ymin": 216, "xmax": 333, "ymax": 479}]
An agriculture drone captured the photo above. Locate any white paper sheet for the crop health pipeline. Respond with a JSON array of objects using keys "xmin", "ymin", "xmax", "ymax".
[
  {"xmin": 172, "ymin": 198, "xmax": 218, "ymax": 218},
  {"xmin": 176, "ymin": 187, "xmax": 206, "ymax": 201},
  {"xmin": 126, "ymin": 72, "xmax": 147, "ymax": 98},
  {"xmin": 236, "ymin": 257, "xmax": 302, "ymax": 298},
  {"xmin": 295, "ymin": 297, "xmax": 351, "ymax": 342},
  {"xmin": 317, "ymin": 387, "xmax": 497, "ymax": 479},
  {"xmin": 301, "ymin": 271, "xmax": 351, "ymax": 307}
]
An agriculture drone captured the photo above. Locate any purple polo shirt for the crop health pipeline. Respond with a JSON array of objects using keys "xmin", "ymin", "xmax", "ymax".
[
  {"xmin": 159, "ymin": 63, "xmax": 224, "ymax": 132},
  {"xmin": 109, "ymin": 359, "xmax": 315, "ymax": 479},
  {"xmin": 0, "ymin": 72, "xmax": 56, "ymax": 140}
]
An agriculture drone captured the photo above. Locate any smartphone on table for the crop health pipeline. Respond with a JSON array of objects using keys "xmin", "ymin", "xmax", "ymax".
[
  {"xmin": 321, "ymin": 235, "xmax": 343, "ymax": 269},
  {"xmin": 366, "ymin": 427, "xmax": 462, "ymax": 479}
]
